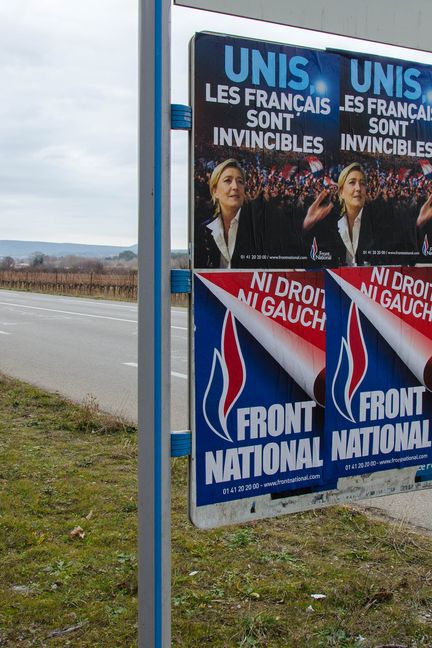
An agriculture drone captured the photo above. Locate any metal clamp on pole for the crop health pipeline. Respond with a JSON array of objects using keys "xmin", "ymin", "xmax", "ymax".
[
  {"xmin": 171, "ymin": 268, "xmax": 192, "ymax": 293},
  {"xmin": 171, "ymin": 430, "xmax": 192, "ymax": 457},
  {"xmin": 171, "ymin": 104, "xmax": 192, "ymax": 130}
]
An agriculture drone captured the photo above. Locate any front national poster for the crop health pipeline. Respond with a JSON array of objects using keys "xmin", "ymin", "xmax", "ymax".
[
  {"xmin": 192, "ymin": 270, "xmax": 326, "ymax": 517},
  {"xmin": 324, "ymin": 266, "xmax": 432, "ymax": 482},
  {"xmin": 191, "ymin": 267, "xmax": 432, "ymax": 528},
  {"xmin": 192, "ymin": 32, "xmax": 432, "ymax": 271}
]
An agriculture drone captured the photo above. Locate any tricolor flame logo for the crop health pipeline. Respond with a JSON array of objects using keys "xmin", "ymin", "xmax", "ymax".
[
  {"xmin": 202, "ymin": 310, "xmax": 246, "ymax": 443},
  {"xmin": 422, "ymin": 234, "xmax": 432, "ymax": 256},
  {"xmin": 331, "ymin": 302, "xmax": 368, "ymax": 423},
  {"xmin": 310, "ymin": 237, "xmax": 319, "ymax": 261}
]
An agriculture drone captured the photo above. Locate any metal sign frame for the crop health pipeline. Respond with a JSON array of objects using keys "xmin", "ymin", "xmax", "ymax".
[
  {"xmin": 174, "ymin": 0, "xmax": 432, "ymax": 53},
  {"xmin": 139, "ymin": 0, "xmax": 171, "ymax": 646}
]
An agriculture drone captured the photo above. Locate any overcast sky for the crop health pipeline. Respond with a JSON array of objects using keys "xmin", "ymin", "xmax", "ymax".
[{"xmin": 2, "ymin": 3, "xmax": 432, "ymax": 248}]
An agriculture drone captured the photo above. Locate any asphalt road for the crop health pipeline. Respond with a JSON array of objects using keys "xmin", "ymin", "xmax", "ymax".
[
  {"xmin": 0, "ymin": 289, "xmax": 430, "ymax": 531},
  {"xmin": 0, "ymin": 290, "xmax": 188, "ymax": 430}
]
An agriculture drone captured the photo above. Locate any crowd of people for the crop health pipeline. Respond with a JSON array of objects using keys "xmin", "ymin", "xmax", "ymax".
[
  {"xmin": 195, "ymin": 149, "xmax": 432, "ymax": 219},
  {"xmin": 193, "ymin": 148, "xmax": 432, "ymax": 269}
]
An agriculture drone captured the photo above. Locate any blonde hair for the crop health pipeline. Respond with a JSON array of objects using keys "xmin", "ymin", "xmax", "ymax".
[
  {"xmin": 209, "ymin": 159, "xmax": 246, "ymax": 214},
  {"xmin": 338, "ymin": 162, "xmax": 366, "ymax": 213}
]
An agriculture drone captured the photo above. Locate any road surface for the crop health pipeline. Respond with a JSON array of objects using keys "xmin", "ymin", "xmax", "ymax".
[
  {"xmin": 0, "ymin": 289, "xmax": 430, "ymax": 531},
  {"xmin": 0, "ymin": 289, "xmax": 188, "ymax": 430}
]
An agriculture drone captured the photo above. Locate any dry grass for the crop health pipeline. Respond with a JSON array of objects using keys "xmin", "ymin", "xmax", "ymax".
[
  {"xmin": 0, "ymin": 270, "xmax": 137, "ymax": 300},
  {"xmin": 1, "ymin": 374, "xmax": 432, "ymax": 647}
]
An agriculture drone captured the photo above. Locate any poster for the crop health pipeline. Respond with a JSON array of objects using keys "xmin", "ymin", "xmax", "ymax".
[
  {"xmin": 325, "ymin": 266, "xmax": 432, "ymax": 481},
  {"xmin": 192, "ymin": 33, "xmax": 432, "ymax": 270},
  {"xmin": 193, "ymin": 267, "xmax": 432, "ymax": 510},
  {"xmin": 193, "ymin": 270, "xmax": 326, "ymax": 506}
]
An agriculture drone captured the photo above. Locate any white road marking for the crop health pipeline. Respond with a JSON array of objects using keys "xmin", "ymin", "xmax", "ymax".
[
  {"xmin": 0, "ymin": 301, "xmax": 137, "ymax": 323},
  {"xmin": 122, "ymin": 362, "xmax": 187, "ymax": 380},
  {"xmin": 0, "ymin": 300, "xmax": 187, "ymax": 329},
  {"xmin": 58, "ymin": 297, "xmax": 137, "ymax": 311},
  {"xmin": 0, "ymin": 330, "xmax": 10, "ymax": 335}
]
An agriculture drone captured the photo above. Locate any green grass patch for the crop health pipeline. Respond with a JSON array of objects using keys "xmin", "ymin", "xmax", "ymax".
[{"xmin": 1, "ymin": 374, "xmax": 432, "ymax": 646}]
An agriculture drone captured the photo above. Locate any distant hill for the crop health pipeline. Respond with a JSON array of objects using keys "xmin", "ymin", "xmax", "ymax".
[{"xmin": 0, "ymin": 240, "xmax": 139, "ymax": 260}]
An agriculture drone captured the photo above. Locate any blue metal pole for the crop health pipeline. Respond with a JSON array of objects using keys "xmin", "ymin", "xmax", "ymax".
[{"xmin": 139, "ymin": 1, "xmax": 171, "ymax": 646}]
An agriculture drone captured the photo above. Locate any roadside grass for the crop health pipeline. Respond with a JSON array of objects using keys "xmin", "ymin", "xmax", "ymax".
[{"xmin": 1, "ymin": 374, "xmax": 432, "ymax": 647}]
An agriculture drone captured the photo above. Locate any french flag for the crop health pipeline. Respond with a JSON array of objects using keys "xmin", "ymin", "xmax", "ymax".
[
  {"xmin": 397, "ymin": 167, "xmax": 410, "ymax": 182},
  {"xmin": 306, "ymin": 156, "xmax": 324, "ymax": 176},
  {"xmin": 323, "ymin": 175, "xmax": 337, "ymax": 188},
  {"xmin": 279, "ymin": 163, "xmax": 297, "ymax": 180},
  {"xmin": 419, "ymin": 159, "xmax": 432, "ymax": 178}
]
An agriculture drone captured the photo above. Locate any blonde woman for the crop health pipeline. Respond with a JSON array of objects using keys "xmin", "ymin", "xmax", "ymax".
[
  {"xmin": 303, "ymin": 161, "xmax": 432, "ymax": 266},
  {"xmin": 303, "ymin": 162, "xmax": 371, "ymax": 265},
  {"xmin": 194, "ymin": 159, "xmax": 267, "ymax": 269}
]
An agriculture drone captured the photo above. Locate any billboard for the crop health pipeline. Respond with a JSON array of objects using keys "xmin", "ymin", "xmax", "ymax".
[
  {"xmin": 192, "ymin": 32, "xmax": 432, "ymax": 271},
  {"xmin": 189, "ymin": 33, "xmax": 432, "ymax": 527}
]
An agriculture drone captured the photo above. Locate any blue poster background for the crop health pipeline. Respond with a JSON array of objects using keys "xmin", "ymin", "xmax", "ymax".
[
  {"xmin": 194, "ymin": 276, "xmax": 326, "ymax": 506},
  {"xmin": 194, "ymin": 32, "xmax": 340, "ymax": 155},
  {"xmin": 324, "ymin": 269, "xmax": 432, "ymax": 482}
]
